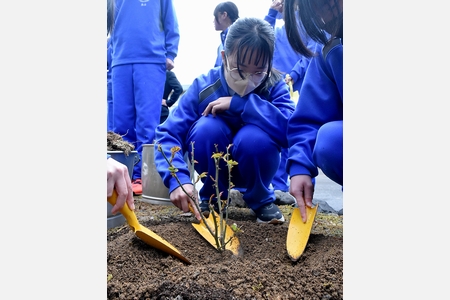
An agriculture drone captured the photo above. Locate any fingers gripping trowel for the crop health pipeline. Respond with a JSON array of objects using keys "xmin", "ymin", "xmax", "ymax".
[{"xmin": 108, "ymin": 190, "xmax": 190, "ymax": 264}]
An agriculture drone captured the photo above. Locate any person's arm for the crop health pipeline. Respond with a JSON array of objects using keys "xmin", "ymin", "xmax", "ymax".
[
  {"xmin": 161, "ymin": 0, "xmax": 180, "ymax": 63},
  {"xmin": 166, "ymin": 72, "xmax": 184, "ymax": 107},
  {"xmin": 288, "ymin": 36, "xmax": 322, "ymax": 89},
  {"xmin": 263, "ymin": 3, "xmax": 281, "ymax": 28},
  {"xmin": 235, "ymin": 79, "xmax": 295, "ymax": 149}
]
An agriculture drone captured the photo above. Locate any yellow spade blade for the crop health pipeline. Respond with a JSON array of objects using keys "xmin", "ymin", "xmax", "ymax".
[
  {"xmin": 191, "ymin": 210, "xmax": 241, "ymax": 256},
  {"xmin": 286, "ymin": 205, "xmax": 318, "ymax": 261},
  {"xmin": 108, "ymin": 191, "xmax": 190, "ymax": 264},
  {"xmin": 288, "ymin": 80, "xmax": 299, "ymax": 104},
  {"xmin": 133, "ymin": 226, "xmax": 191, "ymax": 264}
]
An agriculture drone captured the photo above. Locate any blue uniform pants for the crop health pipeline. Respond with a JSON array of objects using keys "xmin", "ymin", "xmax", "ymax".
[
  {"xmin": 272, "ymin": 147, "xmax": 290, "ymax": 191},
  {"xmin": 187, "ymin": 116, "xmax": 280, "ymax": 211},
  {"xmin": 313, "ymin": 120, "xmax": 343, "ymax": 186},
  {"xmin": 273, "ymin": 147, "xmax": 316, "ymax": 190},
  {"xmin": 112, "ymin": 63, "xmax": 166, "ymax": 180}
]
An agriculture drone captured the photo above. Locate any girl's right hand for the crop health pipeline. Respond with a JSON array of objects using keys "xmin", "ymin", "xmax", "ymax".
[
  {"xmin": 289, "ymin": 174, "xmax": 314, "ymax": 223},
  {"xmin": 170, "ymin": 184, "xmax": 201, "ymax": 220}
]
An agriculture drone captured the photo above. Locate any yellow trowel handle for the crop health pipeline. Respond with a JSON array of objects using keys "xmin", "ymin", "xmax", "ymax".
[
  {"xmin": 107, "ymin": 190, "xmax": 140, "ymax": 229},
  {"xmin": 288, "ymin": 81, "xmax": 294, "ymax": 99}
]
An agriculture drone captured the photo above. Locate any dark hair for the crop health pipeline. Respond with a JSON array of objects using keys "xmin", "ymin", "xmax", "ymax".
[
  {"xmin": 107, "ymin": 0, "xmax": 115, "ymax": 36},
  {"xmin": 224, "ymin": 17, "xmax": 282, "ymax": 94},
  {"xmin": 214, "ymin": 2, "xmax": 240, "ymax": 24},
  {"xmin": 284, "ymin": 0, "xmax": 342, "ymax": 57}
]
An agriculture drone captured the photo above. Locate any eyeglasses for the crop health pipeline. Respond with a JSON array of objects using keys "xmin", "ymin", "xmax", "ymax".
[{"xmin": 225, "ymin": 57, "xmax": 269, "ymax": 84}]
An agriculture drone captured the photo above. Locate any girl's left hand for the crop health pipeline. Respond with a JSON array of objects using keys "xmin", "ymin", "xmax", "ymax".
[{"xmin": 202, "ymin": 96, "xmax": 232, "ymax": 117}]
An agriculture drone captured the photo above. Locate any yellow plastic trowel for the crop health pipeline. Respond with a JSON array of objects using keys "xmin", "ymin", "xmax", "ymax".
[
  {"xmin": 288, "ymin": 78, "xmax": 299, "ymax": 104},
  {"xmin": 190, "ymin": 206, "xmax": 241, "ymax": 256},
  {"xmin": 286, "ymin": 205, "xmax": 318, "ymax": 261},
  {"xmin": 108, "ymin": 190, "xmax": 190, "ymax": 264}
]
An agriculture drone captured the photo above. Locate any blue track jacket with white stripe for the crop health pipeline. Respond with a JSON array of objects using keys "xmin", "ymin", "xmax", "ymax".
[{"xmin": 154, "ymin": 66, "xmax": 295, "ymax": 193}]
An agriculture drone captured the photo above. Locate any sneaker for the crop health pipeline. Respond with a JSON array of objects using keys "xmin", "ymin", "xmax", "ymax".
[
  {"xmin": 274, "ymin": 190, "xmax": 296, "ymax": 205},
  {"xmin": 132, "ymin": 179, "xmax": 142, "ymax": 196},
  {"xmin": 252, "ymin": 203, "xmax": 285, "ymax": 224}
]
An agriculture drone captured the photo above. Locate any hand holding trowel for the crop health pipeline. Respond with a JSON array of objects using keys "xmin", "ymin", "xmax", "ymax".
[
  {"xmin": 107, "ymin": 190, "xmax": 190, "ymax": 264},
  {"xmin": 286, "ymin": 74, "xmax": 299, "ymax": 104},
  {"xmin": 286, "ymin": 179, "xmax": 318, "ymax": 261}
]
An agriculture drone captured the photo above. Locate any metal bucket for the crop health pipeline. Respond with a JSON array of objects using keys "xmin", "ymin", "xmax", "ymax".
[
  {"xmin": 141, "ymin": 144, "xmax": 172, "ymax": 205},
  {"xmin": 107, "ymin": 150, "xmax": 140, "ymax": 180},
  {"xmin": 107, "ymin": 150, "xmax": 140, "ymax": 229}
]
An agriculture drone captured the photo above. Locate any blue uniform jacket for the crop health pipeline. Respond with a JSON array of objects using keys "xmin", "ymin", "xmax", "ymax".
[
  {"xmin": 155, "ymin": 66, "xmax": 295, "ymax": 193},
  {"xmin": 110, "ymin": 0, "xmax": 180, "ymax": 67},
  {"xmin": 287, "ymin": 39, "xmax": 343, "ymax": 178}
]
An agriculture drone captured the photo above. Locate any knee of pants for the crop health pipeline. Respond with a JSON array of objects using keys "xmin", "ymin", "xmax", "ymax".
[
  {"xmin": 233, "ymin": 124, "xmax": 278, "ymax": 157},
  {"xmin": 187, "ymin": 116, "xmax": 232, "ymax": 160},
  {"xmin": 313, "ymin": 121, "xmax": 343, "ymax": 181},
  {"xmin": 233, "ymin": 125, "xmax": 280, "ymax": 179},
  {"xmin": 313, "ymin": 121, "xmax": 342, "ymax": 160}
]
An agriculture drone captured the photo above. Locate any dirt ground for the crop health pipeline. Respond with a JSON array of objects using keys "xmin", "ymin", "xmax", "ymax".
[{"xmin": 107, "ymin": 197, "xmax": 343, "ymax": 300}]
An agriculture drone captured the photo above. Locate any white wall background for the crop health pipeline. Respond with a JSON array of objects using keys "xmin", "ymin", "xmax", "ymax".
[{"xmin": 172, "ymin": 0, "xmax": 272, "ymax": 86}]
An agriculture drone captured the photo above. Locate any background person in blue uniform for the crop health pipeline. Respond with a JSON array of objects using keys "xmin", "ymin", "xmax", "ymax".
[
  {"xmin": 160, "ymin": 70, "xmax": 184, "ymax": 124},
  {"xmin": 213, "ymin": 1, "xmax": 239, "ymax": 67},
  {"xmin": 264, "ymin": 0, "xmax": 319, "ymax": 94},
  {"xmin": 154, "ymin": 17, "xmax": 295, "ymax": 223},
  {"xmin": 108, "ymin": 0, "xmax": 180, "ymax": 195},
  {"xmin": 264, "ymin": 0, "xmax": 320, "ymax": 203},
  {"xmin": 284, "ymin": 0, "xmax": 343, "ymax": 222}
]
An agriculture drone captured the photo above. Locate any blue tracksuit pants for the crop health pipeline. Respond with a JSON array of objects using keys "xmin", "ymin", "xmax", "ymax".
[
  {"xmin": 313, "ymin": 120, "xmax": 343, "ymax": 186},
  {"xmin": 272, "ymin": 147, "xmax": 290, "ymax": 191},
  {"xmin": 273, "ymin": 147, "xmax": 316, "ymax": 191},
  {"xmin": 186, "ymin": 116, "xmax": 280, "ymax": 211},
  {"xmin": 112, "ymin": 63, "xmax": 166, "ymax": 180}
]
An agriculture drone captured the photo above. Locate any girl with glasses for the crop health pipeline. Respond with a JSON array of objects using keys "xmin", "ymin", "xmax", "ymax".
[{"xmin": 154, "ymin": 17, "xmax": 295, "ymax": 223}]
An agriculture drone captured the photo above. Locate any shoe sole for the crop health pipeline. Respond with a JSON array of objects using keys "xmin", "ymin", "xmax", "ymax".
[{"xmin": 256, "ymin": 216, "xmax": 285, "ymax": 224}]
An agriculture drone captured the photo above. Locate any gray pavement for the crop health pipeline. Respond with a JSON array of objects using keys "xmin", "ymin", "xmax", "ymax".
[
  {"xmin": 207, "ymin": 169, "xmax": 343, "ymax": 216},
  {"xmin": 271, "ymin": 169, "xmax": 343, "ymax": 215},
  {"xmin": 312, "ymin": 169, "xmax": 343, "ymax": 215}
]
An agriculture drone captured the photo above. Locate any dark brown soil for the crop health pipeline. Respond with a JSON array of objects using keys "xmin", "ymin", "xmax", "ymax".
[
  {"xmin": 107, "ymin": 198, "xmax": 343, "ymax": 300},
  {"xmin": 107, "ymin": 131, "xmax": 135, "ymax": 154}
]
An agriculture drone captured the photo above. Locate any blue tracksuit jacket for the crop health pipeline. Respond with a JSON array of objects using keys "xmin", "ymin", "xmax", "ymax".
[
  {"xmin": 110, "ymin": 0, "xmax": 180, "ymax": 67},
  {"xmin": 154, "ymin": 66, "xmax": 295, "ymax": 208}
]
